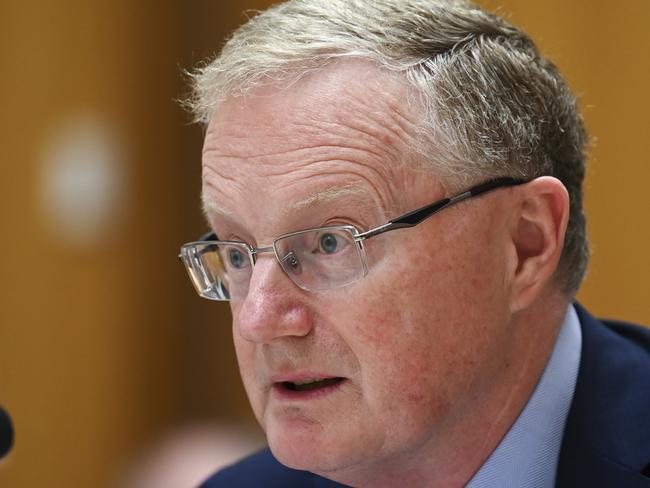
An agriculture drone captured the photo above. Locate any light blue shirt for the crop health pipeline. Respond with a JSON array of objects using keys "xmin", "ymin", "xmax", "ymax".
[{"xmin": 466, "ymin": 305, "xmax": 582, "ymax": 488}]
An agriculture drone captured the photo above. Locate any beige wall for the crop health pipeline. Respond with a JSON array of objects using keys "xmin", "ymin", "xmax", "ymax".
[
  {"xmin": 0, "ymin": 1, "xmax": 647, "ymax": 486},
  {"xmin": 0, "ymin": 1, "xmax": 188, "ymax": 486}
]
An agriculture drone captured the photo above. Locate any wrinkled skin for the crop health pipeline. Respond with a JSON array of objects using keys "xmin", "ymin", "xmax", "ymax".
[{"xmin": 201, "ymin": 61, "xmax": 567, "ymax": 487}]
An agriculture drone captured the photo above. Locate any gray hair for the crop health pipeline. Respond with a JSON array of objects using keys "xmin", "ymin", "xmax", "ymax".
[{"xmin": 187, "ymin": 0, "xmax": 589, "ymax": 294}]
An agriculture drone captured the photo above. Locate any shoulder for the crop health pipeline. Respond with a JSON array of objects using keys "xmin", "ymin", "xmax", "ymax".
[
  {"xmin": 575, "ymin": 304, "xmax": 650, "ymax": 389},
  {"xmin": 572, "ymin": 303, "xmax": 650, "ymax": 436},
  {"xmin": 198, "ymin": 448, "xmax": 345, "ymax": 488}
]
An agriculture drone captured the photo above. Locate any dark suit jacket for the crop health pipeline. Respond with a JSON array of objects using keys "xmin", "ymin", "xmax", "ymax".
[{"xmin": 200, "ymin": 304, "xmax": 650, "ymax": 487}]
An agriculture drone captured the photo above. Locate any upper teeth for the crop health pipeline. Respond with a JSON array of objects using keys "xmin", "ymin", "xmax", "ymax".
[{"xmin": 293, "ymin": 379, "xmax": 322, "ymax": 385}]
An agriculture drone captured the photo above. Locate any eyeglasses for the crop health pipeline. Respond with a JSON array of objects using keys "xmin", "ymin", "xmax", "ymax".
[{"xmin": 179, "ymin": 177, "xmax": 526, "ymax": 301}]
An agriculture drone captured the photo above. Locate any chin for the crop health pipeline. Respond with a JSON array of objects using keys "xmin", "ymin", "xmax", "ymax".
[
  {"xmin": 265, "ymin": 418, "xmax": 360, "ymax": 474},
  {"xmin": 267, "ymin": 418, "xmax": 327, "ymax": 468},
  {"xmin": 270, "ymin": 441, "xmax": 323, "ymax": 471}
]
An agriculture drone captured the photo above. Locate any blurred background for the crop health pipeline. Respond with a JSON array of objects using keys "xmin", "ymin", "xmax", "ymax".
[{"xmin": 0, "ymin": 0, "xmax": 648, "ymax": 486}]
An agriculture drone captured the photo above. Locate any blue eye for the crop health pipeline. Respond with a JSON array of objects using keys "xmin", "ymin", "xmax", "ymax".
[
  {"xmin": 319, "ymin": 233, "xmax": 339, "ymax": 254},
  {"xmin": 228, "ymin": 248, "xmax": 247, "ymax": 268}
]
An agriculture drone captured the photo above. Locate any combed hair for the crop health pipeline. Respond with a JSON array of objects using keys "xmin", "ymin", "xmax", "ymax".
[{"xmin": 187, "ymin": 0, "xmax": 589, "ymax": 294}]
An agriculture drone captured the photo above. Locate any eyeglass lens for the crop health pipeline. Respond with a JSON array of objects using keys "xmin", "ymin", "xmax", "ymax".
[
  {"xmin": 180, "ymin": 227, "xmax": 366, "ymax": 301},
  {"xmin": 274, "ymin": 227, "xmax": 366, "ymax": 292}
]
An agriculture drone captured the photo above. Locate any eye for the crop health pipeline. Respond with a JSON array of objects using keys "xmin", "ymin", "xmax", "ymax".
[
  {"xmin": 318, "ymin": 233, "xmax": 340, "ymax": 254},
  {"xmin": 227, "ymin": 248, "xmax": 248, "ymax": 269}
]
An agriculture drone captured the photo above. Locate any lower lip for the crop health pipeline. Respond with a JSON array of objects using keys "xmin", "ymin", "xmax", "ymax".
[{"xmin": 271, "ymin": 379, "xmax": 346, "ymax": 401}]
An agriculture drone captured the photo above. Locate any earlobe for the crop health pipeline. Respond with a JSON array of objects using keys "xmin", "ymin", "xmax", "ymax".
[{"xmin": 509, "ymin": 177, "xmax": 570, "ymax": 312}]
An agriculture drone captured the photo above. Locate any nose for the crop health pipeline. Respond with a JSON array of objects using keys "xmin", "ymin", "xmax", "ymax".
[{"xmin": 234, "ymin": 256, "xmax": 314, "ymax": 344}]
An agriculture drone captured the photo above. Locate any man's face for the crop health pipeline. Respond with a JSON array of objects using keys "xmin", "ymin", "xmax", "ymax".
[{"xmin": 201, "ymin": 62, "xmax": 519, "ymax": 479}]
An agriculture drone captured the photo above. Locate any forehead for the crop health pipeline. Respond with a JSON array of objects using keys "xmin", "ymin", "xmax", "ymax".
[{"xmin": 201, "ymin": 61, "xmax": 430, "ymax": 234}]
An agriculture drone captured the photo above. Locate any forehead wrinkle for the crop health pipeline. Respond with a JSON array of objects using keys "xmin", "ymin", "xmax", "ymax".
[
  {"xmin": 214, "ymin": 144, "xmax": 390, "ymax": 175},
  {"xmin": 201, "ymin": 162, "xmax": 251, "ymax": 225},
  {"xmin": 205, "ymin": 87, "xmax": 417, "ymax": 177},
  {"xmin": 209, "ymin": 110, "xmax": 404, "ymax": 169},
  {"xmin": 295, "ymin": 91, "xmax": 419, "ymax": 172},
  {"xmin": 203, "ymin": 125, "xmax": 394, "ymax": 179},
  {"xmin": 340, "ymin": 93, "xmax": 419, "ymax": 158},
  {"xmin": 201, "ymin": 158, "xmax": 393, "ymax": 227},
  {"xmin": 203, "ymin": 72, "xmax": 418, "ymax": 184},
  {"xmin": 331, "ymin": 63, "xmax": 422, "ymax": 160},
  {"xmin": 308, "ymin": 120, "xmax": 403, "ymax": 171},
  {"xmin": 201, "ymin": 140, "xmax": 397, "ymax": 224},
  {"xmin": 251, "ymin": 123, "xmax": 405, "ymax": 210},
  {"xmin": 276, "ymin": 166, "xmax": 397, "ymax": 222},
  {"xmin": 206, "ymin": 125, "xmax": 402, "ymax": 207}
]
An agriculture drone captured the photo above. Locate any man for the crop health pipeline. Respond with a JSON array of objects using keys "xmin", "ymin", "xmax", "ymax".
[{"xmin": 178, "ymin": 0, "xmax": 650, "ymax": 486}]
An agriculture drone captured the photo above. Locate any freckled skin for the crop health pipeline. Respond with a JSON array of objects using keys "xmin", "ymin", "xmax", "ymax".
[{"xmin": 201, "ymin": 61, "xmax": 566, "ymax": 487}]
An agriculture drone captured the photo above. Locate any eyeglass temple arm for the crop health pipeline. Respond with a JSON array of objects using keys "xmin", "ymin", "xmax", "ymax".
[{"xmin": 358, "ymin": 177, "xmax": 527, "ymax": 240}]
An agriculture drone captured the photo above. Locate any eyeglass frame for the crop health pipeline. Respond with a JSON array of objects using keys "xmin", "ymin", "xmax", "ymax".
[{"xmin": 179, "ymin": 176, "xmax": 528, "ymax": 299}]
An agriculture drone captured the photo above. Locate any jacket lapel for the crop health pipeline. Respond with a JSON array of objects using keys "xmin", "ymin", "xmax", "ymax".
[{"xmin": 556, "ymin": 304, "xmax": 650, "ymax": 487}]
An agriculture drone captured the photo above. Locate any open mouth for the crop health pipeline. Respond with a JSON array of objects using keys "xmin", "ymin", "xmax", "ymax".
[{"xmin": 280, "ymin": 377, "xmax": 344, "ymax": 392}]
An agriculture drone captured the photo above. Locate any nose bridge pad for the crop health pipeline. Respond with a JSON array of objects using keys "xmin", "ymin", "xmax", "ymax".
[{"xmin": 280, "ymin": 250, "xmax": 302, "ymax": 276}]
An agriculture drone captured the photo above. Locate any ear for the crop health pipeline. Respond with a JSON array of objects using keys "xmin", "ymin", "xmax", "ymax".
[{"xmin": 508, "ymin": 176, "xmax": 570, "ymax": 312}]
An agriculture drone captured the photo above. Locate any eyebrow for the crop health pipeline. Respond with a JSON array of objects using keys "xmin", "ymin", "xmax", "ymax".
[
  {"xmin": 201, "ymin": 195, "xmax": 235, "ymax": 221},
  {"xmin": 201, "ymin": 184, "xmax": 377, "ymax": 223},
  {"xmin": 290, "ymin": 184, "xmax": 372, "ymax": 213}
]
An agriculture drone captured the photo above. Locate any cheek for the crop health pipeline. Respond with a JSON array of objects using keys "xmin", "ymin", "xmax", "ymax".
[
  {"xmin": 232, "ymin": 330, "xmax": 253, "ymax": 379},
  {"xmin": 231, "ymin": 327, "xmax": 266, "ymax": 421},
  {"xmin": 340, "ymin": 229, "xmax": 510, "ymax": 423},
  {"xmin": 334, "ymin": 282, "xmax": 451, "ymax": 435}
]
